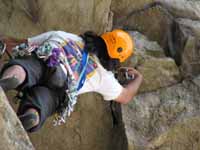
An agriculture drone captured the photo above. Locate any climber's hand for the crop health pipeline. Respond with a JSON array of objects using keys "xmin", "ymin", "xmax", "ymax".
[{"xmin": 115, "ymin": 67, "xmax": 143, "ymax": 104}]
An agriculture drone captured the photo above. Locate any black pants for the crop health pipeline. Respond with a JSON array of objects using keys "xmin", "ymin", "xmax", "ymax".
[{"xmin": 1, "ymin": 55, "xmax": 67, "ymax": 132}]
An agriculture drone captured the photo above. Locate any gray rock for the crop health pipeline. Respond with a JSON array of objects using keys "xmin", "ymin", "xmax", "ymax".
[
  {"xmin": 0, "ymin": 87, "xmax": 34, "ymax": 150},
  {"xmin": 111, "ymin": 0, "xmax": 172, "ymax": 42},
  {"xmin": 125, "ymin": 32, "xmax": 181, "ymax": 92},
  {"xmin": 177, "ymin": 18, "xmax": 200, "ymax": 37},
  {"xmin": 129, "ymin": 31, "xmax": 164, "ymax": 56},
  {"xmin": 156, "ymin": 0, "xmax": 200, "ymax": 20},
  {"xmin": 165, "ymin": 18, "xmax": 200, "ymax": 77},
  {"xmin": 112, "ymin": 0, "xmax": 200, "ymax": 78},
  {"xmin": 112, "ymin": 0, "xmax": 200, "ymax": 77},
  {"xmin": 122, "ymin": 75, "xmax": 200, "ymax": 150},
  {"xmin": 112, "ymin": 0, "xmax": 200, "ymax": 56}
]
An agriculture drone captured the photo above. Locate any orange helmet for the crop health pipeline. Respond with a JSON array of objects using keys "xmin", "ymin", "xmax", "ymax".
[{"xmin": 101, "ymin": 29, "xmax": 134, "ymax": 62}]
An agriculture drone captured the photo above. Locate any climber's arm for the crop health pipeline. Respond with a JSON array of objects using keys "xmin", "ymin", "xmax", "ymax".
[{"xmin": 114, "ymin": 67, "xmax": 143, "ymax": 104}]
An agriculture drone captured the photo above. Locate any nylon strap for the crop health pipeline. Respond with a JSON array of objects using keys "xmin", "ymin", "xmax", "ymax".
[{"xmin": 77, "ymin": 50, "xmax": 89, "ymax": 91}]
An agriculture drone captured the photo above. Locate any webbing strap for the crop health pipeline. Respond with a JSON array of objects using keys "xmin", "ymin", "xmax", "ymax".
[{"xmin": 77, "ymin": 51, "xmax": 89, "ymax": 91}]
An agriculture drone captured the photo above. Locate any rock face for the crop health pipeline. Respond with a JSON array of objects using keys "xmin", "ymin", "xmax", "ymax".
[
  {"xmin": 125, "ymin": 31, "xmax": 181, "ymax": 92},
  {"xmin": 111, "ymin": 0, "xmax": 200, "ymax": 38},
  {"xmin": 122, "ymin": 75, "xmax": 200, "ymax": 150},
  {"xmin": 111, "ymin": 0, "xmax": 170, "ymax": 42},
  {"xmin": 29, "ymin": 93, "xmax": 127, "ymax": 150},
  {"xmin": 0, "ymin": 87, "xmax": 34, "ymax": 150},
  {"xmin": 156, "ymin": 0, "xmax": 200, "ymax": 20},
  {"xmin": 111, "ymin": 1, "xmax": 200, "ymax": 148},
  {"xmin": 112, "ymin": 0, "xmax": 200, "ymax": 77},
  {"xmin": 169, "ymin": 18, "xmax": 200, "ymax": 78},
  {"xmin": 0, "ymin": 0, "xmax": 112, "ymax": 38},
  {"xmin": 0, "ymin": 0, "xmax": 200, "ymax": 150}
]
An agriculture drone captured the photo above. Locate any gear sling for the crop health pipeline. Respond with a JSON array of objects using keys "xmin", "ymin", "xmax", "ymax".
[{"xmin": 3, "ymin": 37, "xmax": 96, "ymax": 126}]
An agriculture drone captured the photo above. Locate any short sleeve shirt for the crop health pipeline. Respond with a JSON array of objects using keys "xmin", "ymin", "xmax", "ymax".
[
  {"xmin": 78, "ymin": 58, "xmax": 123, "ymax": 100},
  {"xmin": 28, "ymin": 31, "xmax": 123, "ymax": 101}
]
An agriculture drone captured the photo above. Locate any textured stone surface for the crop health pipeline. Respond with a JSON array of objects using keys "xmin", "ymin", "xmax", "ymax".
[
  {"xmin": 125, "ymin": 31, "xmax": 181, "ymax": 92},
  {"xmin": 0, "ymin": 87, "xmax": 34, "ymax": 150},
  {"xmin": 29, "ymin": 93, "xmax": 127, "ymax": 150},
  {"xmin": 1, "ymin": 0, "xmax": 200, "ymax": 150},
  {"xmin": 0, "ymin": 0, "xmax": 112, "ymax": 38},
  {"xmin": 112, "ymin": 0, "xmax": 200, "ymax": 51},
  {"xmin": 111, "ymin": 0, "xmax": 170, "ymax": 42},
  {"xmin": 171, "ymin": 18, "xmax": 200, "ymax": 77},
  {"xmin": 112, "ymin": 0, "xmax": 200, "ymax": 78},
  {"xmin": 156, "ymin": 0, "xmax": 200, "ymax": 20},
  {"xmin": 122, "ymin": 75, "xmax": 200, "ymax": 150},
  {"xmin": 149, "ymin": 117, "xmax": 200, "ymax": 150}
]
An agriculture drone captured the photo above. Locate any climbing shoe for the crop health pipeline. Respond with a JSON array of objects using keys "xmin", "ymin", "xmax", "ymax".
[
  {"xmin": 0, "ymin": 76, "xmax": 20, "ymax": 92},
  {"xmin": 19, "ymin": 110, "xmax": 39, "ymax": 131},
  {"xmin": 0, "ymin": 40, "xmax": 6, "ymax": 57}
]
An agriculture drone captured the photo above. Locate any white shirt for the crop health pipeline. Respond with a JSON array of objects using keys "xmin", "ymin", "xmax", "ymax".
[{"xmin": 28, "ymin": 31, "xmax": 123, "ymax": 101}]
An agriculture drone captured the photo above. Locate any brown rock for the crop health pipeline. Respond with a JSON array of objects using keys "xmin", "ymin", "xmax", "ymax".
[
  {"xmin": 29, "ymin": 93, "xmax": 127, "ymax": 150},
  {"xmin": 0, "ymin": 0, "xmax": 112, "ymax": 38},
  {"xmin": 122, "ymin": 75, "xmax": 200, "ymax": 150},
  {"xmin": 0, "ymin": 87, "xmax": 34, "ymax": 150}
]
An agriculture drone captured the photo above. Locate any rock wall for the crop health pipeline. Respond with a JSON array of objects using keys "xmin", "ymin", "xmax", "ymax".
[
  {"xmin": 0, "ymin": 0, "xmax": 112, "ymax": 38},
  {"xmin": 29, "ymin": 94, "xmax": 127, "ymax": 150},
  {"xmin": 0, "ymin": 87, "xmax": 34, "ymax": 150},
  {"xmin": 0, "ymin": 0, "xmax": 200, "ymax": 150},
  {"xmin": 111, "ymin": 0, "xmax": 169, "ymax": 42},
  {"xmin": 122, "ymin": 75, "xmax": 200, "ymax": 150},
  {"xmin": 125, "ymin": 32, "xmax": 181, "ymax": 92},
  {"xmin": 112, "ymin": 0, "xmax": 200, "ymax": 77}
]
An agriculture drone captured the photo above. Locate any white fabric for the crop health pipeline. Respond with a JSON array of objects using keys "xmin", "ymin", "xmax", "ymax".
[
  {"xmin": 28, "ymin": 31, "xmax": 123, "ymax": 101},
  {"xmin": 28, "ymin": 31, "xmax": 84, "ymax": 48},
  {"xmin": 78, "ymin": 58, "xmax": 123, "ymax": 100}
]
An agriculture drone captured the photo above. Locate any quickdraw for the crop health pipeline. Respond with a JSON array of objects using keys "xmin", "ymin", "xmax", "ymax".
[{"xmin": 12, "ymin": 43, "xmax": 38, "ymax": 58}]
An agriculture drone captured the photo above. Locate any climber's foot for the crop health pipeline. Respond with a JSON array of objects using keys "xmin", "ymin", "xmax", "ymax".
[{"xmin": 19, "ymin": 109, "xmax": 40, "ymax": 131}]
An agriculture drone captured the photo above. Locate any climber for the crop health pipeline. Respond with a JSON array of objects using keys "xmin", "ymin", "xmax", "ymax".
[{"xmin": 0, "ymin": 29, "xmax": 143, "ymax": 132}]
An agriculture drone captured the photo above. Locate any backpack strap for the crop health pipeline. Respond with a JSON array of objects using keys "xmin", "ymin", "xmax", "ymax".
[{"xmin": 77, "ymin": 50, "xmax": 89, "ymax": 91}]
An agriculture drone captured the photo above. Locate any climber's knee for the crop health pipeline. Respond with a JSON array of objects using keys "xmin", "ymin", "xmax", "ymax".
[{"xmin": 1, "ymin": 65, "xmax": 26, "ymax": 84}]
